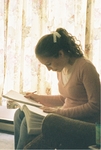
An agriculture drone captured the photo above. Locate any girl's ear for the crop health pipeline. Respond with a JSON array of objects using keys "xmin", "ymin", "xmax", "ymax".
[{"xmin": 59, "ymin": 50, "xmax": 64, "ymax": 57}]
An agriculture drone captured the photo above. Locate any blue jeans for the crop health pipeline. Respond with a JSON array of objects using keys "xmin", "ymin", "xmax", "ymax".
[{"xmin": 14, "ymin": 108, "xmax": 43, "ymax": 149}]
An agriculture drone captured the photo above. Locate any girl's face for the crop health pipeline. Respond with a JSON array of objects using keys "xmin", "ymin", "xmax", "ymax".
[{"xmin": 37, "ymin": 50, "xmax": 70, "ymax": 72}]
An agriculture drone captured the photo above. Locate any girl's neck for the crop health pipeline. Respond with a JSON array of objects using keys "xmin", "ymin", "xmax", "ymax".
[
  {"xmin": 64, "ymin": 57, "xmax": 78, "ymax": 73},
  {"xmin": 69, "ymin": 57, "xmax": 77, "ymax": 65}
]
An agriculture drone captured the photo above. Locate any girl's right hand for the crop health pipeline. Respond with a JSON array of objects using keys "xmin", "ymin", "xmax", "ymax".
[{"xmin": 24, "ymin": 92, "xmax": 39, "ymax": 103}]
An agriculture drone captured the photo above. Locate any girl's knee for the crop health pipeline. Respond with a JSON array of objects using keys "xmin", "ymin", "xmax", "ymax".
[{"xmin": 14, "ymin": 108, "xmax": 25, "ymax": 122}]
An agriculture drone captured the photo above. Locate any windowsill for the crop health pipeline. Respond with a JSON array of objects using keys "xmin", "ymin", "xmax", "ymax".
[{"xmin": 0, "ymin": 105, "xmax": 17, "ymax": 132}]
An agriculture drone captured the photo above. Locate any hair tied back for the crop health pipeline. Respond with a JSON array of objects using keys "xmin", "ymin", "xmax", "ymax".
[{"xmin": 52, "ymin": 31, "xmax": 61, "ymax": 43}]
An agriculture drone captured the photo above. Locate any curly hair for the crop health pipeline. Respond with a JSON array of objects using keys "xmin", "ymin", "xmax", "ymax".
[{"xmin": 35, "ymin": 28, "xmax": 83, "ymax": 58}]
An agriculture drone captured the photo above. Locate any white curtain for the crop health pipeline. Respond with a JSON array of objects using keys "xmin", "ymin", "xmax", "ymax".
[
  {"xmin": 0, "ymin": 0, "xmax": 101, "ymax": 104},
  {"xmin": 92, "ymin": 0, "xmax": 101, "ymax": 79},
  {"xmin": 85, "ymin": 0, "xmax": 101, "ymax": 80}
]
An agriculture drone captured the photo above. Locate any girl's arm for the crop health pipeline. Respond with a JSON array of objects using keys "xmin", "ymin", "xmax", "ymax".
[{"xmin": 25, "ymin": 93, "xmax": 65, "ymax": 107}]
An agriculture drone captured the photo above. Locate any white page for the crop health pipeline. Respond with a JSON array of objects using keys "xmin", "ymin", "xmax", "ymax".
[
  {"xmin": 23, "ymin": 104, "xmax": 48, "ymax": 117},
  {"xmin": 16, "ymin": 102, "xmax": 48, "ymax": 117},
  {"xmin": 3, "ymin": 90, "xmax": 42, "ymax": 107}
]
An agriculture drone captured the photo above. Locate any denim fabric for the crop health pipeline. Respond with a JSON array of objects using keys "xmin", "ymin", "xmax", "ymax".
[{"xmin": 14, "ymin": 108, "xmax": 43, "ymax": 149}]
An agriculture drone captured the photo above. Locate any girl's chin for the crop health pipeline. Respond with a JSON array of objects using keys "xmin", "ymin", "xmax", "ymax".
[
  {"xmin": 56, "ymin": 69, "xmax": 62, "ymax": 72},
  {"xmin": 52, "ymin": 68, "xmax": 62, "ymax": 72},
  {"xmin": 52, "ymin": 69, "xmax": 57, "ymax": 72}
]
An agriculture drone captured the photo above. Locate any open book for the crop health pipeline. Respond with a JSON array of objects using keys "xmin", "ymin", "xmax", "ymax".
[{"xmin": 3, "ymin": 90, "xmax": 48, "ymax": 134}]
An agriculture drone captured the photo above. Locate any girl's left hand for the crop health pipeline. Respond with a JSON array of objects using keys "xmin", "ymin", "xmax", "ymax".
[{"xmin": 41, "ymin": 106, "xmax": 57, "ymax": 113}]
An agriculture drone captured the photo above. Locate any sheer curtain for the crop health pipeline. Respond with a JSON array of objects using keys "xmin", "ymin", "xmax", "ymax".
[
  {"xmin": 85, "ymin": 0, "xmax": 101, "ymax": 80},
  {"xmin": 0, "ymin": 0, "xmax": 101, "ymax": 104}
]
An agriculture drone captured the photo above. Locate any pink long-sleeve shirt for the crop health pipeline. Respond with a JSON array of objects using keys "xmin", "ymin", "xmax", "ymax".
[{"xmin": 38, "ymin": 57, "xmax": 100, "ymax": 123}]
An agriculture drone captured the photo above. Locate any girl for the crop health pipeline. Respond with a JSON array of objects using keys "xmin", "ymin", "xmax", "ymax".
[{"xmin": 14, "ymin": 28, "xmax": 100, "ymax": 149}]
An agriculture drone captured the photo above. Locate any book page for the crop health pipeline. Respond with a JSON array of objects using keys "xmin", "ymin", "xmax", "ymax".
[
  {"xmin": 22, "ymin": 105, "xmax": 46, "ymax": 134},
  {"xmin": 23, "ymin": 104, "xmax": 48, "ymax": 117},
  {"xmin": 3, "ymin": 90, "xmax": 42, "ymax": 107}
]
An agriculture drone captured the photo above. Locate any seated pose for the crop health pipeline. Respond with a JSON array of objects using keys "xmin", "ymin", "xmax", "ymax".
[{"xmin": 14, "ymin": 28, "xmax": 100, "ymax": 149}]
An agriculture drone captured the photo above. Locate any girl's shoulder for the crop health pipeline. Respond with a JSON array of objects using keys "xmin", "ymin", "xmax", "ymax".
[{"xmin": 76, "ymin": 56, "xmax": 95, "ymax": 69}]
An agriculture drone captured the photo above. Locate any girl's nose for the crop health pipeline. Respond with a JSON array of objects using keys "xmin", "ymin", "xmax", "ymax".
[{"xmin": 47, "ymin": 66, "xmax": 51, "ymax": 71}]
